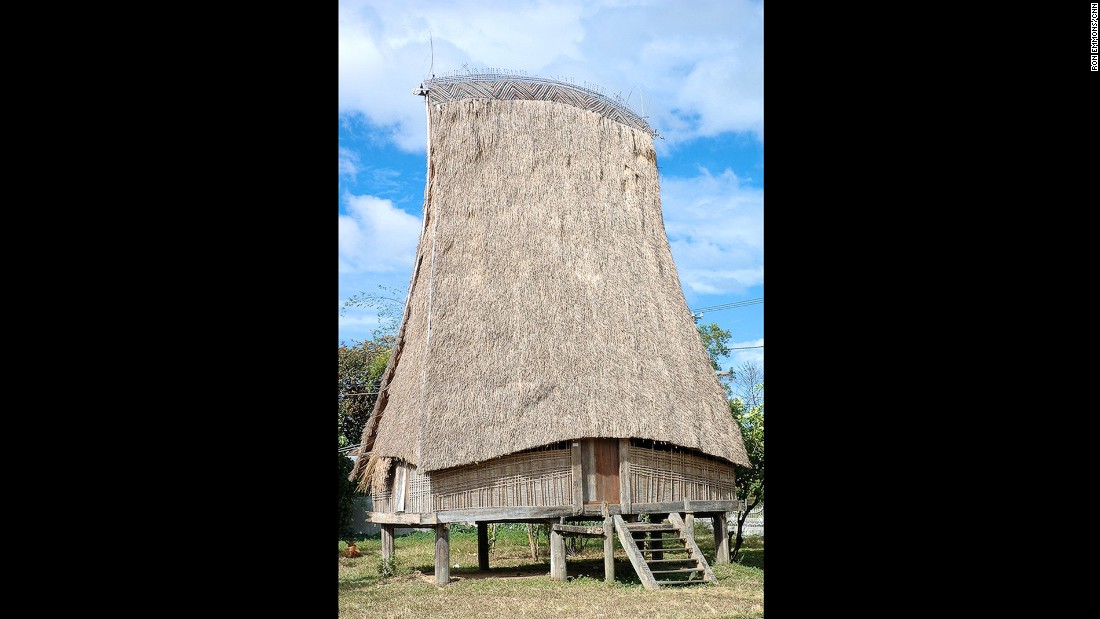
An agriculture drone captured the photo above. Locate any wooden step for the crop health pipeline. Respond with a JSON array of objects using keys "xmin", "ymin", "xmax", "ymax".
[
  {"xmin": 623, "ymin": 523, "xmax": 677, "ymax": 532},
  {"xmin": 654, "ymin": 580, "xmax": 700, "ymax": 586},
  {"xmin": 640, "ymin": 547, "xmax": 691, "ymax": 554},
  {"xmin": 650, "ymin": 568, "xmax": 706, "ymax": 574},
  {"xmin": 645, "ymin": 558, "xmax": 699, "ymax": 565},
  {"xmin": 666, "ymin": 512, "xmax": 718, "ymax": 585}
]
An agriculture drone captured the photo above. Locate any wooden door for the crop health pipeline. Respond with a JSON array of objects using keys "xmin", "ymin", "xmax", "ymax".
[{"xmin": 584, "ymin": 438, "xmax": 620, "ymax": 505}]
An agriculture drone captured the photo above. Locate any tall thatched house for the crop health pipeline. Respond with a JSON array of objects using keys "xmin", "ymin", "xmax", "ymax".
[{"xmin": 349, "ymin": 72, "xmax": 750, "ymax": 589}]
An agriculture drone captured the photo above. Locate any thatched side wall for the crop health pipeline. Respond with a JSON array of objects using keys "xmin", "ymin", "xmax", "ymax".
[
  {"xmin": 360, "ymin": 95, "xmax": 749, "ymax": 478},
  {"xmin": 627, "ymin": 443, "xmax": 737, "ymax": 504}
]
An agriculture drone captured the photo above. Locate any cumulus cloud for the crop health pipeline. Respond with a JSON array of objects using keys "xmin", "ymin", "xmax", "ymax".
[
  {"xmin": 339, "ymin": 193, "xmax": 422, "ymax": 274},
  {"xmin": 661, "ymin": 168, "xmax": 763, "ymax": 295},
  {"xmin": 338, "ymin": 0, "xmax": 762, "ymax": 151}
]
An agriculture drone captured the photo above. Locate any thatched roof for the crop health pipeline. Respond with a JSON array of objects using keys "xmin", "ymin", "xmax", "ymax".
[{"xmin": 352, "ymin": 76, "xmax": 748, "ymax": 491}]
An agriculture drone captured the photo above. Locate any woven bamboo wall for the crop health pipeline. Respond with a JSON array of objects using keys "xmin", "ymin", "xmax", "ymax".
[
  {"xmin": 370, "ymin": 442, "xmax": 735, "ymax": 515},
  {"xmin": 372, "ymin": 488, "xmax": 393, "ymax": 513},
  {"xmin": 628, "ymin": 443, "xmax": 736, "ymax": 503},
  {"xmin": 371, "ymin": 463, "xmax": 431, "ymax": 514},
  {"xmin": 429, "ymin": 446, "xmax": 572, "ymax": 511}
]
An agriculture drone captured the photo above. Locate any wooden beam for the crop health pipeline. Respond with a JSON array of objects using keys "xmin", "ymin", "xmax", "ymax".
[
  {"xmin": 477, "ymin": 522, "xmax": 489, "ymax": 571},
  {"xmin": 380, "ymin": 524, "xmax": 395, "ymax": 565},
  {"xmin": 619, "ymin": 523, "xmax": 675, "ymax": 532},
  {"xmin": 571, "ymin": 442, "xmax": 583, "ymax": 515},
  {"xmin": 618, "ymin": 439, "xmax": 631, "ymax": 513},
  {"xmin": 630, "ymin": 500, "xmax": 739, "ymax": 514},
  {"xmin": 551, "ymin": 524, "xmax": 605, "ymax": 536},
  {"xmin": 371, "ymin": 502, "xmax": 741, "ymax": 524},
  {"xmin": 714, "ymin": 511, "xmax": 730, "ymax": 564},
  {"xmin": 602, "ymin": 502, "xmax": 614, "ymax": 584},
  {"xmin": 434, "ymin": 524, "xmax": 450, "ymax": 585},
  {"xmin": 434, "ymin": 506, "xmax": 575, "ymax": 523},
  {"xmin": 367, "ymin": 511, "xmax": 424, "ymax": 525},
  {"xmin": 550, "ymin": 524, "xmax": 567, "ymax": 581}
]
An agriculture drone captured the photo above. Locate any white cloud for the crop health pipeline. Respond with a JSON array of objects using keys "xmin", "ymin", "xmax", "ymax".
[
  {"xmin": 661, "ymin": 168, "xmax": 763, "ymax": 295},
  {"xmin": 338, "ymin": 147, "xmax": 360, "ymax": 181},
  {"xmin": 730, "ymin": 337, "xmax": 764, "ymax": 368},
  {"xmin": 339, "ymin": 193, "xmax": 422, "ymax": 274},
  {"xmin": 338, "ymin": 0, "xmax": 763, "ymax": 150}
]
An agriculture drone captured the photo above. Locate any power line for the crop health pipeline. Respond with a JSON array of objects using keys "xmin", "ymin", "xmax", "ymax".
[
  {"xmin": 730, "ymin": 345, "xmax": 764, "ymax": 350},
  {"xmin": 691, "ymin": 297, "xmax": 763, "ymax": 314}
]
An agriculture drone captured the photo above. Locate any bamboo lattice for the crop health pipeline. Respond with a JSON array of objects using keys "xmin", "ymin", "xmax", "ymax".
[
  {"xmin": 429, "ymin": 445, "xmax": 572, "ymax": 511},
  {"xmin": 628, "ymin": 443, "xmax": 736, "ymax": 503}
]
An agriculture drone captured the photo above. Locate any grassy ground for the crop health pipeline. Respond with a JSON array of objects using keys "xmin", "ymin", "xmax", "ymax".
[{"xmin": 338, "ymin": 524, "xmax": 763, "ymax": 619}]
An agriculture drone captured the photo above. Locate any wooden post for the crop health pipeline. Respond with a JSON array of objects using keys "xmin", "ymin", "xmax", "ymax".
[
  {"xmin": 683, "ymin": 498, "xmax": 695, "ymax": 544},
  {"xmin": 618, "ymin": 439, "xmax": 632, "ymax": 514},
  {"xmin": 477, "ymin": 522, "xmax": 489, "ymax": 571},
  {"xmin": 550, "ymin": 524, "xmax": 567, "ymax": 581},
  {"xmin": 381, "ymin": 524, "xmax": 395, "ymax": 565},
  {"xmin": 434, "ymin": 524, "xmax": 450, "ymax": 585},
  {"xmin": 602, "ymin": 502, "xmax": 614, "ymax": 583},
  {"xmin": 714, "ymin": 512, "xmax": 730, "ymax": 564},
  {"xmin": 571, "ymin": 442, "xmax": 583, "ymax": 515}
]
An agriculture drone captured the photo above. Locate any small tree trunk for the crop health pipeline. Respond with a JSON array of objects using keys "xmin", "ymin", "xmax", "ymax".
[
  {"xmin": 527, "ymin": 524, "xmax": 539, "ymax": 561},
  {"xmin": 732, "ymin": 498, "xmax": 760, "ymax": 561}
]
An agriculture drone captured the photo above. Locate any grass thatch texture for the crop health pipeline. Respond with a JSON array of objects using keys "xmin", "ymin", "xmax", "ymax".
[{"xmin": 361, "ymin": 97, "xmax": 748, "ymax": 485}]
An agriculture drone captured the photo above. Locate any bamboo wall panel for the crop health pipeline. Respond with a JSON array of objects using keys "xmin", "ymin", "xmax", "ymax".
[
  {"xmin": 627, "ymin": 443, "xmax": 736, "ymax": 503},
  {"xmin": 429, "ymin": 446, "xmax": 572, "ymax": 511}
]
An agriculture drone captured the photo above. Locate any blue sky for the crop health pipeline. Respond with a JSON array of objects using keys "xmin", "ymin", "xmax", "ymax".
[{"xmin": 338, "ymin": 0, "xmax": 763, "ymax": 373}]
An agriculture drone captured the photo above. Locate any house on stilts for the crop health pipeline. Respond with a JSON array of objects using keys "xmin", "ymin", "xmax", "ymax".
[{"xmin": 348, "ymin": 72, "xmax": 751, "ymax": 589}]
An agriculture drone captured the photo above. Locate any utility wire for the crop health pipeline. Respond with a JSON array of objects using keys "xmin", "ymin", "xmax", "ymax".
[{"xmin": 690, "ymin": 297, "xmax": 763, "ymax": 313}]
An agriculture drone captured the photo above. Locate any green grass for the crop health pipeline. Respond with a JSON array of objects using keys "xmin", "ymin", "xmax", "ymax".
[{"xmin": 338, "ymin": 523, "xmax": 763, "ymax": 618}]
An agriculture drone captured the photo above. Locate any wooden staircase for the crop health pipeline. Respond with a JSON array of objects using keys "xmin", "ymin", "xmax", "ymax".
[{"xmin": 612, "ymin": 513, "xmax": 717, "ymax": 590}]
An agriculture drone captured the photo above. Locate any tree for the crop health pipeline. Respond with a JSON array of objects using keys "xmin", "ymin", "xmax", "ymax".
[
  {"xmin": 338, "ymin": 286, "xmax": 407, "ymax": 537},
  {"xmin": 340, "ymin": 284, "xmax": 405, "ymax": 347},
  {"xmin": 729, "ymin": 360, "xmax": 764, "ymax": 410},
  {"xmin": 730, "ymin": 392, "xmax": 764, "ymax": 560},
  {"xmin": 696, "ymin": 322, "xmax": 731, "ymax": 371},
  {"xmin": 338, "ymin": 341, "xmax": 391, "ymax": 448},
  {"xmin": 339, "ymin": 440, "xmax": 356, "ymax": 538}
]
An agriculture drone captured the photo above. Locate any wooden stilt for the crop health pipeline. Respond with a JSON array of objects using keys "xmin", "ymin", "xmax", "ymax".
[
  {"xmin": 477, "ymin": 522, "xmax": 489, "ymax": 571},
  {"xmin": 550, "ymin": 524, "xmax": 566, "ymax": 581},
  {"xmin": 381, "ymin": 524, "xmax": 394, "ymax": 564},
  {"xmin": 602, "ymin": 502, "xmax": 614, "ymax": 583},
  {"xmin": 435, "ymin": 524, "xmax": 450, "ymax": 585},
  {"xmin": 714, "ymin": 512, "xmax": 730, "ymax": 564},
  {"xmin": 683, "ymin": 498, "xmax": 695, "ymax": 544}
]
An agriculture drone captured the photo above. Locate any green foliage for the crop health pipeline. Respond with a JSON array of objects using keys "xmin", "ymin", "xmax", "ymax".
[
  {"xmin": 338, "ymin": 447, "xmax": 356, "ymax": 538},
  {"xmin": 340, "ymin": 284, "xmax": 405, "ymax": 344},
  {"xmin": 378, "ymin": 555, "xmax": 398, "ymax": 578},
  {"xmin": 730, "ymin": 389, "xmax": 764, "ymax": 560},
  {"xmin": 338, "ymin": 341, "xmax": 392, "ymax": 448},
  {"xmin": 731, "ymin": 398, "xmax": 764, "ymax": 506},
  {"xmin": 697, "ymin": 322, "xmax": 731, "ymax": 371}
]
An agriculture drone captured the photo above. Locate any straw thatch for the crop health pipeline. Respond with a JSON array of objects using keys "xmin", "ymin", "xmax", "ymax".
[{"xmin": 352, "ymin": 77, "xmax": 749, "ymax": 493}]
